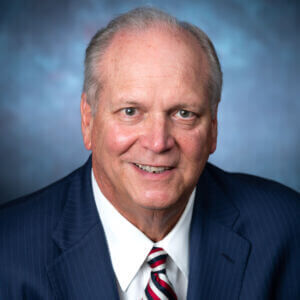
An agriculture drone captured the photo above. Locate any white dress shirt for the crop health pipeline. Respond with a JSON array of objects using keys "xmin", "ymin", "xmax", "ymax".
[{"xmin": 92, "ymin": 170, "xmax": 195, "ymax": 300}]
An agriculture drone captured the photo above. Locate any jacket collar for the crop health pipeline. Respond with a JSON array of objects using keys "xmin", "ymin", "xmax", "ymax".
[
  {"xmin": 51, "ymin": 156, "xmax": 99, "ymax": 251},
  {"xmin": 47, "ymin": 156, "xmax": 120, "ymax": 299},
  {"xmin": 187, "ymin": 164, "xmax": 250, "ymax": 299}
]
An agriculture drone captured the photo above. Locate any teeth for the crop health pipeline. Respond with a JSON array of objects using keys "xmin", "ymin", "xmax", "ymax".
[{"xmin": 135, "ymin": 163, "xmax": 171, "ymax": 174}]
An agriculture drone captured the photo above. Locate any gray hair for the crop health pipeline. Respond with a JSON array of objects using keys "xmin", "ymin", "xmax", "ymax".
[{"xmin": 83, "ymin": 7, "xmax": 222, "ymax": 117}]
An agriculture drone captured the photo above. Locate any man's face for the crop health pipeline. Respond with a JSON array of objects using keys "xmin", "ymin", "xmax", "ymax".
[{"xmin": 81, "ymin": 27, "xmax": 218, "ymax": 221}]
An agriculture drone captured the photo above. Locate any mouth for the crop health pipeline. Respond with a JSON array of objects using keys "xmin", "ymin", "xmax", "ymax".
[{"xmin": 133, "ymin": 163, "xmax": 173, "ymax": 174}]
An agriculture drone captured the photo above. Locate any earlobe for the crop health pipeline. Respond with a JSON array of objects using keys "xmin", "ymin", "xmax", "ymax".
[
  {"xmin": 210, "ymin": 112, "xmax": 218, "ymax": 154},
  {"xmin": 80, "ymin": 93, "xmax": 93, "ymax": 150}
]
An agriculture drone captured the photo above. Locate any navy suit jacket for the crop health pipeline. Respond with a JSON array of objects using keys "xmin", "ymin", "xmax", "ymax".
[{"xmin": 1, "ymin": 157, "xmax": 299, "ymax": 299}]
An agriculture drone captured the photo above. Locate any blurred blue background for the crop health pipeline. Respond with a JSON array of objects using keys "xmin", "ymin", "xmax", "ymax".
[{"xmin": 0, "ymin": 0, "xmax": 299, "ymax": 204}]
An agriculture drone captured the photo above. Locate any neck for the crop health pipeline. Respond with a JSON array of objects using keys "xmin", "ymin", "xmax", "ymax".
[
  {"xmin": 92, "ymin": 165, "xmax": 190, "ymax": 242},
  {"xmin": 101, "ymin": 191, "xmax": 189, "ymax": 242},
  {"xmin": 127, "ymin": 204, "xmax": 187, "ymax": 242}
]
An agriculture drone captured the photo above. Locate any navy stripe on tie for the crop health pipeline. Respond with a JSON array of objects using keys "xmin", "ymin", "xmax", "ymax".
[
  {"xmin": 145, "ymin": 287, "xmax": 154, "ymax": 300},
  {"xmin": 148, "ymin": 254, "xmax": 167, "ymax": 266},
  {"xmin": 151, "ymin": 272, "xmax": 176, "ymax": 299}
]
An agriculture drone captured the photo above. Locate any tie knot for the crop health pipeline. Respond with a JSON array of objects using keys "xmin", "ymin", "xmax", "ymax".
[{"xmin": 147, "ymin": 247, "xmax": 167, "ymax": 273}]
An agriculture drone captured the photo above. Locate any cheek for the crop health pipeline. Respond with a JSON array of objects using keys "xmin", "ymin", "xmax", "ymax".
[
  {"xmin": 98, "ymin": 123, "xmax": 139, "ymax": 155},
  {"xmin": 178, "ymin": 126, "xmax": 212, "ymax": 160}
]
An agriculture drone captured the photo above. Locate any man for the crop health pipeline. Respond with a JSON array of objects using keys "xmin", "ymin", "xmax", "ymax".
[{"xmin": 0, "ymin": 7, "xmax": 299, "ymax": 300}]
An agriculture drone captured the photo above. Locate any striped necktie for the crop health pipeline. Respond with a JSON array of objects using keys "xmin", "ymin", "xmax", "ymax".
[{"xmin": 144, "ymin": 247, "xmax": 177, "ymax": 300}]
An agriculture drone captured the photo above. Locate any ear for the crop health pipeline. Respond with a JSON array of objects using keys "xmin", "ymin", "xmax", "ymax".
[
  {"xmin": 80, "ymin": 93, "xmax": 93, "ymax": 150},
  {"xmin": 209, "ymin": 106, "xmax": 218, "ymax": 154}
]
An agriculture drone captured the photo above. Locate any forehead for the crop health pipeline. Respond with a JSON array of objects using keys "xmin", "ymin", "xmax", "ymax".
[
  {"xmin": 104, "ymin": 27, "xmax": 208, "ymax": 79},
  {"xmin": 96, "ymin": 26, "xmax": 210, "ymax": 106}
]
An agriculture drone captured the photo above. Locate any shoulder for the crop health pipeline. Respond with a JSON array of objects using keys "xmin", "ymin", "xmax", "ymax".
[
  {"xmin": 0, "ymin": 161, "xmax": 88, "ymax": 248},
  {"xmin": 204, "ymin": 162, "xmax": 300, "ymax": 240},
  {"xmin": 1, "ymin": 166, "xmax": 75, "ymax": 222},
  {"xmin": 205, "ymin": 162, "xmax": 299, "ymax": 207},
  {"xmin": 0, "ymin": 160, "xmax": 89, "ymax": 294},
  {"xmin": 0, "ymin": 158, "xmax": 93, "ymax": 297},
  {"xmin": 203, "ymin": 165, "xmax": 300, "ymax": 297}
]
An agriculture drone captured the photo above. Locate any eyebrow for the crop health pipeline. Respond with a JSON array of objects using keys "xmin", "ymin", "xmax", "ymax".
[
  {"xmin": 119, "ymin": 100, "xmax": 142, "ymax": 106},
  {"xmin": 111, "ymin": 98, "xmax": 148, "ymax": 111},
  {"xmin": 114, "ymin": 99, "xmax": 147, "ymax": 108},
  {"xmin": 170, "ymin": 102, "xmax": 205, "ymax": 112},
  {"xmin": 114, "ymin": 97, "xmax": 206, "ymax": 111},
  {"xmin": 173, "ymin": 102, "xmax": 201, "ymax": 108}
]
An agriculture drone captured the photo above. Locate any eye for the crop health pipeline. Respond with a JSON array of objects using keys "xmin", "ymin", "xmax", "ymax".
[
  {"xmin": 176, "ymin": 109, "xmax": 194, "ymax": 119},
  {"xmin": 123, "ymin": 107, "xmax": 137, "ymax": 116}
]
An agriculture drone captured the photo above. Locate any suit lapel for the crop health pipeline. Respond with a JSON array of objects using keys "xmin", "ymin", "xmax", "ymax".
[
  {"xmin": 187, "ymin": 165, "xmax": 251, "ymax": 300},
  {"xmin": 47, "ymin": 157, "xmax": 119, "ymax": 300}
]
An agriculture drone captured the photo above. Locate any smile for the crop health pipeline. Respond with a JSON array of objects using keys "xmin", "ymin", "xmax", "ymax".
[{"xmin": 134, "ymin": 163, "xmax": 172, "ymax": 174}]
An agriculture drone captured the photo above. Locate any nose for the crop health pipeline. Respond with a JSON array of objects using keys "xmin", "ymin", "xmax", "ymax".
[{"xmin": 140, "ymin": 115, "xmax": 175, "ymax": 153}]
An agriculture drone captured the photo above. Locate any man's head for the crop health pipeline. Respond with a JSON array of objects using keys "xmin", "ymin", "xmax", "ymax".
[
  {"xmin": 81, "ymin": 7, "xmax": 222, "ymax": 235},
  {"xmin": 83, "ymin": 7, "xmax": 222, "ymax": 117}
]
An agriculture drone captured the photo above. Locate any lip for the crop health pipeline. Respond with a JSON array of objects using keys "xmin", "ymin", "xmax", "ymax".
[
  {"xmin": 133, "ymin": 162, "xmax": 175, "ymax": 168},
  {"xmin": 131, "ymin": 162, "xmax": 175, "ymax": 179}
]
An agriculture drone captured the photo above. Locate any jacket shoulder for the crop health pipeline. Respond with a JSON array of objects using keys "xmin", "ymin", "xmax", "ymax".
[
  {"xmin": 0, "ymin": 162, "xmax": 88, "ymax": 246},
  {"xmin": 205, "ymin": 162, "xmax": 300, "ymax": 236},
  {"xmin": 0, "ymin": 161, "xmax": 90, "ymax": 298},
  {"xmin": 205, "ymin": 162, "xmax": 299, "ymax": 206},
  {"xmin": 1, "ymin": 166, "xmax": 77, "ymax": 219},
  {"xmin": 205, "ymin": 163, "xmax": 300, "ymax": 298}
]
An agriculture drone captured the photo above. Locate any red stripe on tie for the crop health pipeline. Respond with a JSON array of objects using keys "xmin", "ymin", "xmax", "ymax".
[
  {"xmin": 149, "ymin": 258, "xmax": 166, "ymax": 268},
  {"xmin": 155, "ymin": 274, "xmax": 178, "ymax": 299},
  {"xmin": 150, "ymin": 247, "xmax": 163, "ymax": 254},
  {"xmin": 147, "ymin": 284, "xmax": 160, "ymax": 300}
]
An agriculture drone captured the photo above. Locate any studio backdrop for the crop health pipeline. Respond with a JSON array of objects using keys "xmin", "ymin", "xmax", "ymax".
[{"xmin": 0, "ymin": 0, "xmax": 299, "ymax": 204}]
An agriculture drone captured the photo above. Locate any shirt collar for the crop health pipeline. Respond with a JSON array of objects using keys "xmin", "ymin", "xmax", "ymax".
[
  {"xmin": 91, "ymin": 169, "xmax": 195, "ymax": 292},
  {"xmin": 155, "ymin": 187, "xmax": 195, "ymax": 280}
]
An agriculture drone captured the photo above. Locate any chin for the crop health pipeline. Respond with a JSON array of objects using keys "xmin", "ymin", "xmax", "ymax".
[{"xmin": 135, "ymin": 190, "xmax": 181, "ymax": 211}]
